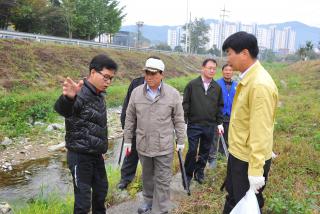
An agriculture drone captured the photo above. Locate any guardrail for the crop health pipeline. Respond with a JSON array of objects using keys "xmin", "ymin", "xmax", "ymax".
[{"xmin": 0, "ymin": 30, "xmax": 206, "ymax": 57}]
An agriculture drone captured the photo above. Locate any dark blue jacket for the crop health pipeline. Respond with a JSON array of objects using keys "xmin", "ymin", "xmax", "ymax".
[{"xmin": 217, "ymin": 78, "xmax": 237, "ymax": 117}]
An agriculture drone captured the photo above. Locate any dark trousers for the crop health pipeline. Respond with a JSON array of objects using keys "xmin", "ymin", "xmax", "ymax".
[
  {"xmin": 223, "ymin": 154, "xmax": 271, "ymax": 214},
  {"xmin": 120, "ymin": 136, "xmax": 139, "ymax": 183},
  {"xmin": 67, "ymin": 151, "xmax": 108, "ymax": 214},
  {"xmin": 184, "ymin": 124, "xmax": 215, "ymax": 179}
]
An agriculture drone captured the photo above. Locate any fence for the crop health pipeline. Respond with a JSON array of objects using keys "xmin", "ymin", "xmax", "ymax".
[{"xmin": 0, "ymin": 30, "xmax": 208, "ymax": 57}]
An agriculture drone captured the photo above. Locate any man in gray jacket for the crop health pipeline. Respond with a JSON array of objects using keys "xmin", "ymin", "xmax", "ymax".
[{"xmin": 124, "ymin": 56, "xmax": 185, "ymax": 214}]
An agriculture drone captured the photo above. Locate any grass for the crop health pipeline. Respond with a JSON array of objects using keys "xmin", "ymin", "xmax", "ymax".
[
  {"xmin": 0, "ymin": 72, "xmax": 205, "ymax": 139},
  {"xmin": 173, "ymin": 60, "xmax": 320, "ymax": 214},
  {"xmin": 5, "ymin": 60, "xmax": 320, "ymax": 213}
]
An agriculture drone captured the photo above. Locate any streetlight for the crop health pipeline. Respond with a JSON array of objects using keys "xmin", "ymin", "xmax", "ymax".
[{"xmin": 136, "ymin": 21, "xmax": 144, "ymax": 48}]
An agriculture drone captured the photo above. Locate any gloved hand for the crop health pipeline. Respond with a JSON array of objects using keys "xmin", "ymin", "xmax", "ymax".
[
  {"xmin": 248, "ymin": 176, "xmax": 265, "ymax": 194},
  {"xmin": 271, "ymin": 151, "xmax": 277, "ymax": 159},
  {"xmin": 176, "ymin": 144, "xmax": 185, "ymax": 152},
  {"xmin": 217, "ymin": 124, "xmax": 224, "ymax": 135},
  {"xmin": 124, "ymin": 143, "xmax": 132, "ymax": 156}
]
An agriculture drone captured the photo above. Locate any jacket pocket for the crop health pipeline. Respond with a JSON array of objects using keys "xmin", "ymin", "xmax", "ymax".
[
  {"xmin": 160, "ymin": 133, "xmax": 174, "ymax": 152},
  {"xmin": 231, "ymin": 119, "xmax": 249, "ymax": 146},
  {"xmin": 136, "ymin": 134, "xmax": 147, "ymax": 152},
  {"xmin": 147, "ymin": 132, "xmax": 160, "ymax": 153}
]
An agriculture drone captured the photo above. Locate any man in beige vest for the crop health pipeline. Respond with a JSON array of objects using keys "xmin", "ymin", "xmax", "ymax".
[{"xmin": 124, "ymin": 56, "xmax": 185, "ymax": 214}]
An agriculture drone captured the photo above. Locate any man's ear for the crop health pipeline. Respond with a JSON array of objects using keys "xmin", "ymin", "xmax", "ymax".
[
  {"xmin": 89, "ymin": 69, "xmax": 95, "ymax": 76},
  {"xmin": 242, "ymin": 49, "xmax": 250, "ymax": 57}
]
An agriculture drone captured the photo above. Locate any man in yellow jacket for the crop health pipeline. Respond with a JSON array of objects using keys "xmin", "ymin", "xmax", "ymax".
[{"xmin": 221, "ymin": 31, "xmax": 278, "ymax": 213}]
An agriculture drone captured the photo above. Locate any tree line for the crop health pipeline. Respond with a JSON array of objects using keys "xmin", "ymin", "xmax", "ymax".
[{"xmin": 0, "ymin": 0, "xmax": 125, "ymax": 40}]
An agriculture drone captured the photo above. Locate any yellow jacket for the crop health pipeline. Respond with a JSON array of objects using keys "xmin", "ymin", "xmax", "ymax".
[{"xmin": 228, "ymin": 61, "xmax": 278, "ymax": 176}]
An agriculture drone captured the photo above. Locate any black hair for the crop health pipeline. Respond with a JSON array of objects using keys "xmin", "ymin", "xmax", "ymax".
[
  {"xmin": 202, "ymin": 58, "xmax": 217, "ymax": 67},
  {"xmin": 222, "ymin": 31, "xmax": 259, "ymax": 59},
  {"xmin": 89, "ymin": 54, "xmax": 118, "ymax": 73},
  {"xmin": 222, "ymin": 64, "xmax": 232, "ymax": 70}
]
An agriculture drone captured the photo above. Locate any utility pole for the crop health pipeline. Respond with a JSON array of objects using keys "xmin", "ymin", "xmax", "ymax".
[
  {"xmin": 220, "ymin": 5, "xmax": 230, "ymax": 60},
  {"xmin": 136, "ymin": 21, "xmax": 144, "ymax": 48},
  {"xmin": 185, "ymin": 0, "xmax": 189, "ymax": 53}
]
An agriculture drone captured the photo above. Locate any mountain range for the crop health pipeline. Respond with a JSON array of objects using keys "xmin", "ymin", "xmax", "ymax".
[{"xmin": 121, "ymin": 20, "xmax": 320, "ymax": 49}]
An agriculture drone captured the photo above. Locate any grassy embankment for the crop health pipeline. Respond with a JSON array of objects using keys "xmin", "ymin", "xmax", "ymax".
[
  {"xmin": 13, "ymin": 61, "xmax": 320, "ymax": 213},
  {"xmin": 174, "ymin": 61, "xmax": 320, "ymax": 214},
  {"xmin": 0, "ymin": 39, "xmax": 205, "ymax": 139}
]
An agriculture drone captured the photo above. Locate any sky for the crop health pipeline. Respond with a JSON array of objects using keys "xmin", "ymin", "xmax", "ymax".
[{"xmin": 118, "ymin": 0, "xmax": 320, "ymax": 28}]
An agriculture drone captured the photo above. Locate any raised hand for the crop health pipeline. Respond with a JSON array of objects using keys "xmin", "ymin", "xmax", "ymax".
[{"xmin": 63, "ymin": 77, "xmax": 83, "ymax": 99}]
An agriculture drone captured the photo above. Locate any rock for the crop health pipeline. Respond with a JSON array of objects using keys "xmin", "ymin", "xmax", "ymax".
[
  {"xmin": 46, "ymin": 123, "xmax": 65, "ymax": 132},
  {"xmin": 2, "ymin": 162, "xmax": 12, "ymax": 171},
  {"xmin": 25, "ymin": 170, "xmax": 32, "ymax": 175},
  {"xmin": 1, "ymin": 137, "xmax": 12, "ymax": 146},
  {"xmin": 280, "ymin": 80, "xmax": 287, "ymax": 89},
  {"xmin": 34, "ymin": 121, "xmax": 45, "ymax": 126},
  {"xmin": 0, "ymin": 202, "xmax": 11, "ymax": 214},
  {"xmin": 18, "ymin": 138, "xmax": 28, "ymax": 144},
  {"xmin": 48, "ymin": 142, "xmax": 66, "ymax": 152}
]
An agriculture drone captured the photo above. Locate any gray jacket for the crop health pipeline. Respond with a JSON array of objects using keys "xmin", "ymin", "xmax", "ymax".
[{"xmin": 124, "ymin": 83, "xmax": 185, "ymax": 157}]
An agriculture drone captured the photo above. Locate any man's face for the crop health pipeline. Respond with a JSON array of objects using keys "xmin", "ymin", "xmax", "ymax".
[
  {"xmin": 222, "ymin": 65, "xmax": 233, "ymax": 80},
  {"xmin": 91, "ymin": 68, "xmax": 115, "ymax": 91},
  {"xmin": 202, "ymin": 61, "xmax": 217, "ymax": 79},
  {"xmin": 226, "ymin": 48, "xmax": 243, "ymax": 71},
  {"xmin": 144, "ymin": 70, "xmax": 163, "ymax": 89}
]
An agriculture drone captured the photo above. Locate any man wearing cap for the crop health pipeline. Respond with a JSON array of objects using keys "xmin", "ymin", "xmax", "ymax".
[{"xmin": 124, "ymin": 56, "xmax": 185, "ymax": 214}]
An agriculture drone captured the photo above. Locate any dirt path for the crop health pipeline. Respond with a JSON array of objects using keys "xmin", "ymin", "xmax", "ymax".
[{"xmin": 107, "ymin": 172, "xmax": 192, "ymax": 214}]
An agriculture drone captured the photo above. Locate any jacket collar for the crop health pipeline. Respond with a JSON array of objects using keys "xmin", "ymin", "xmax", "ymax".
[
  {"xmin": 239, "ymin": 60, "xmax": 261, "ymax": 86},
  {"xmin": 196, "ymin": 75, "xmax": 215, "ymax": 88},
  {"xmin": 84, "ymin": 79, "xmax": 103, "ymax": 96},
  {"xmin": 143, "ymin": 82, "xmax": 166, "ymax": 101}
]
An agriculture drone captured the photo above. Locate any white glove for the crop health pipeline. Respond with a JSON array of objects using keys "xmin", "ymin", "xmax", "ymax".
[
  {"xmin": 176, "ymin": 144, "xmax": 185, "ymax": 152},
  {"xmin": 248, "ymin": 176, "xmax": 265, "ymax": 194},
  {"xmin": 271, "ymin": 151, "xmax": 277, "ymax": 159},
  {"xmin": 217, "ymin": 124, "xmax": 224, "ymax": 135}
]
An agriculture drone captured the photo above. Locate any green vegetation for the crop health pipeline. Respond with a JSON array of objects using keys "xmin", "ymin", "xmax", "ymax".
[
  {"xmin": 175, "ymin": 60, "xmax": 320, "ymax": 213},
  {"xmin": 1, "ymin": 0, "xmax": 125, "ymax": 40}
]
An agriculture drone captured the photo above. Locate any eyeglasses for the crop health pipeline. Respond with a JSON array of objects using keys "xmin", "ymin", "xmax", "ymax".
[
  {"xmin": 205, "ymin": 67, "xmax": 216, "ymax": 71},
  {"xmin": 96, "ymin": 71, "xmax": 114, "ymax": 81}
]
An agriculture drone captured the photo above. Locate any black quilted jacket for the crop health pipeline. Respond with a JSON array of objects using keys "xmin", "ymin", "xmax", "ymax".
[{"xmin": 54, "ymin": 79, "xmax": 108, "ymax": 154}]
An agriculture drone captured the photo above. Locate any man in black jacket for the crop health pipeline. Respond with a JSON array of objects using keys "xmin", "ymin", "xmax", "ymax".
[
  {"xmin": 183, "ymin": 58, "xmax": 224, "ymax": 187},
  {"xmin": 54, "ymin": 54, "xmax": 118, "ymax": 214},
  {"xmin": 117, "ymin": 76, "xmax": 145, "ymax": 190}
]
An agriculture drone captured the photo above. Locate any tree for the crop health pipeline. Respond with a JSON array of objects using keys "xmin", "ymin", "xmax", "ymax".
[
  {"xmin": 297, "ymin": 46, "xmax": 307, "ymax": 61},
  {"xmin": 153, "ymin": 43, "xmax": 172, "ymax": 51},
  {"xmin": 0, "ymin": 0, "xmax": 17, "ymax": 29},
  {"xmin": 11, "ymin": 0, "xmax": 49, "ymax": 33},
  {"xmin": 298, "ymin": 41, "xmax": 316, "ymax": 61},
  {"xmin": 174, "ymin": 45, "xmax": 183, "ymax": 52},
  {"xmin": 207, "ymin": 45, "xmax": 220, "ymax": 56},
  {"xmin": 181, "ymin": 18, "xmax": 210, "ymax": 54},
  {"xmin": 61, "ymin": 0, "xmax": 76, "ymax": 38},
  {"xmin": 65, "ymin": 0, "xmax": 125, "ymax": 40}
]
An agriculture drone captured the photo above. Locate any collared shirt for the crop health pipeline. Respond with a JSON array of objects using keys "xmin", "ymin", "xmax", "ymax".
[
  {"xmin": 239, "ymin": 60, "xmax": 258, "ymax": 80},
  {"xmin": 201, "ymin": 76, "xmax": 212, "ymax": 92},
  {"xmin": 146, "ymin": 83, "xmax": 161, "ymax": 100}
]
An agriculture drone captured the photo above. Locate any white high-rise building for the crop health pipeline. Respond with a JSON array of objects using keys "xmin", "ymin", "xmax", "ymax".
[
  {"xmin": 167, "ymin": 27, "xmax": 183, "ymax": 49},
  {"xmin": 207, "ymin": 23, "xmax": 220, "ymax": 49},
  {"xmin": 168, "ymin": 21, "xmax": 296, "ymax": 54}
]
